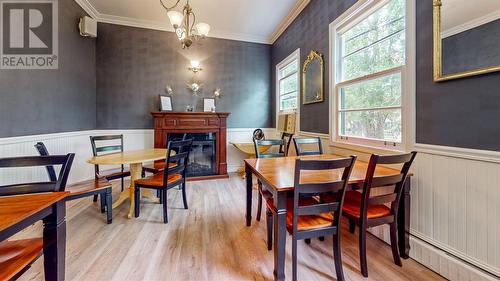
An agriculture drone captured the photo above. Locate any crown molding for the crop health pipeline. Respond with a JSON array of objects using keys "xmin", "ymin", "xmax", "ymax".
[
  {"xmin": 74, "ymin": 0, "xmax": 270, "ymax": 44},
  {"xmin": 269, "ymin": 0, "xmax": 310, "ymax": 44},
  {"xmin": 442, "ymin": 9, "xmax": 500, "ymax": 38},
  {"xmin": 74, "ymin": 0, "xmax": 99, "ymax": 19}
]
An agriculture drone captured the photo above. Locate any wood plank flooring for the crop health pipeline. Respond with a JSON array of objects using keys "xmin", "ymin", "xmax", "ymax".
[{"xmin": 16, "ymin": 175, "xmax": 444, "ymax": 281}]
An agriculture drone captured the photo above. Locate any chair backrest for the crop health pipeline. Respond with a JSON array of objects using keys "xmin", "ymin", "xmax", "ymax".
[
  {"xmin": 360, "ymin": 151, "xmax": 417, "ymax": 220},
  {"xmin": 293, "ymin": 137, "xmax": 323, "ymax": 156},
  {"xmin": 292, "ymin": 156, "xmax": 357, "ymax": 236},
  {"xmin": 280, "ymin": 132, "xmax": 294, "ymax": 156},
  {"xmin": 34, "ymin": 142, "xmax": 57, "ymax": 181},
  {"xmin": 90, "ymin": 135, "xmax": 125, "ymax": 176},
  {"xmin": 252, "ymin": 129, "xmax": 265, "ymax": 141},
  {"xmin": 254, "ymin": 139, "xmax": 286, "ymax": 159},
  {"xmin": 0, "ymin": 154, "xmax": 74, "ymax": 196},
  {"xmin": 163, "ymin": 139, "xmax": 193, "ymax": 186}
]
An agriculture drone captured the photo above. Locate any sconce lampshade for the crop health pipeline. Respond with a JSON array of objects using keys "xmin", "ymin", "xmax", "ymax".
[
  {"xmin": 167, "ymin": 10, "xmax": 184, "ymax": 28},
  {"xmin": 196, "ymin": 22, "xmax": 211, "ymax": 37}
]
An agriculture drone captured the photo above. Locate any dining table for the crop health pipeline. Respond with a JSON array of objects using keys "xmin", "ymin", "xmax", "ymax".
[
  {"xmin": 244, "ymin": 154, "xmax": 412, "ymax": 281},
  {"xmin": 0, "ymin": 192, "xmax": 69, "ymax": 281},
  {"xmin": 87, "ymin": 148, "xmax": 168, "ymax": 218}
]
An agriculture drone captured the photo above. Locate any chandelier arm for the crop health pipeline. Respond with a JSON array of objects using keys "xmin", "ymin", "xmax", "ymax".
[
  {"xmin": 159, "ymin": 0, "xmax": 181, "ymax": 11},
  {"xmin": 190, "ymin": 12, "xmax": 196, "ymax": 35}
]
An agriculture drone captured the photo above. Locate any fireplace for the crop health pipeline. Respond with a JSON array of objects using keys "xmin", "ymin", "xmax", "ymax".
[
  {"xmin": 167, "ymin": 133, "xmax": 216, "ymax": 177},
  {"xmin": 151, "ymin": 111, "xmax": 230, "ymax": 180}
]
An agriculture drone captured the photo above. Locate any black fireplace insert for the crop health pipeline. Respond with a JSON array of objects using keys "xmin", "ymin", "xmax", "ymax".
[{"xmin": 167, "ymin": 133, "xmax": 216, "ymax": 177}]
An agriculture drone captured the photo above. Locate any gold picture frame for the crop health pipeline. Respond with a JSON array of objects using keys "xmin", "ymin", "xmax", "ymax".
[
  {"xmin": 433, "ymin": 0, "xmax": 500, "ymax": 82},
  {"xmin": 302, "ymin": 50, "xmax": 324, "ymax": 104}
]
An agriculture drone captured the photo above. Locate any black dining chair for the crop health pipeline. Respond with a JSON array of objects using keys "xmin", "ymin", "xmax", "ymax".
[
  {"xmin": 35, "ymin": 142, "xmax": 113, "ymax": 224},
  {"xmin": 0, "ymin": 154, "xmax": 75, "ymax": 279},
  {"xmin": 280, "ymin": 132, "xmax": 294, "ymax": 156},
  {"xmin": 293, "ymin": 137, "xmax": 323, "ymax": 156},
  {"xmin": 342, "ymin": 152, "xmax": 417, "ymax": 277},
  {"xmin": 0, "ymin": 154, "xmax": 74, "ymax": 196},
  {"xmin": 134, "ymin": 139, "xmax": 192, "ymax": 224},
  {"xmin": 90, "ymin": 135, "xmax": 131, "ymax": 192},
  {"xmin": 265, "ymin": 156, "xmax": 357, "ymax": 281}
]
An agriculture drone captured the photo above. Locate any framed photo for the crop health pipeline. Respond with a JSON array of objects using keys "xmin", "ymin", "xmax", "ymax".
[
  {"xmin": 160, "ymin": 95, "xmax": 172, "ymax": 111},
  {"xmin": 203, "ymin": 98, "xmax": 216, "ymax": 112}
]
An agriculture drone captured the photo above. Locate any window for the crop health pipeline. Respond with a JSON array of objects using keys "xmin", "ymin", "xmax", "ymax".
[
  {"xmin": 276, "ymin": 49, "xmax": 300, "ymax": 112},
  {"xmin": 332, "ymin": 0, "xmax": 406, "ymax": 149}
]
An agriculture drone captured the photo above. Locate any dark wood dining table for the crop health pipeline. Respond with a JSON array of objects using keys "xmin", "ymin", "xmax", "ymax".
[
  {"xmin": 244, "ymin": 154, "xmax": 412, "ymax": 281},
  {"xmin": 0, "ymin": 192, "xmax": 69, "ymax": 281}
]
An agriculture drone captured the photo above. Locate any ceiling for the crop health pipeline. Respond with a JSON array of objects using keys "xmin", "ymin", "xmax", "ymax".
[
  {"xmin": 442, "ymin": 0, "xmax": 500, "ymax": 37},
  {"xmin": 77, "ymin": 0, "xmax": 308, "ymax": 44}
]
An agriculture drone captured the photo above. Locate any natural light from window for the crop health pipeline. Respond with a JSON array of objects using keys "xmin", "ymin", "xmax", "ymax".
[{"xmin": 277, "ymin": 51, "xmax": 299, "ymax": 112}]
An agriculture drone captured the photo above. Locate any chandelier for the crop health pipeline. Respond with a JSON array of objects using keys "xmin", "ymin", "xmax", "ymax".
[{"xmin": 160, "ymin": 0, "xmax": 210, "ymax": 49}]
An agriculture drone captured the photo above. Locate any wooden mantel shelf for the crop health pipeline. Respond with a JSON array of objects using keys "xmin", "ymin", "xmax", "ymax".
[{"xmin": 151, "ymin": 112, "xmax": 230, "ymax": 181}]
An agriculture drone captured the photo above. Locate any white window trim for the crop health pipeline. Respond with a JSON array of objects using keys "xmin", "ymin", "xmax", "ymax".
[
  {"xmin": 276, "ymin": 48, "xmax": 301, "ymax": 129},
  {"xmin": 328, "ymin": 0, "xmax": 416, "ymax": 153}
]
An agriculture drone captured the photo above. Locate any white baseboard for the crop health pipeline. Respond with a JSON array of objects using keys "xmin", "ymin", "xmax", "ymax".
[{"xmin": 410, "ymin": 236, "xmax": 500, "ymax": 281}]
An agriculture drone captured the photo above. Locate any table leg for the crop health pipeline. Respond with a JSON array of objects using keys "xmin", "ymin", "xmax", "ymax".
[
  {"xmin": 245, "ymin": 163, "xmax": 253, "ymax": 227},
  {"xmin": 398, "ymin": 179, "xmax": 411, "ymax": 259},
  {"xmin": 273, "ymin": 191, "xmax": 287, "ymax": 281},
  {"xmin": 42, "ymin": 200, "xmax": 66, "ymax": 281}
]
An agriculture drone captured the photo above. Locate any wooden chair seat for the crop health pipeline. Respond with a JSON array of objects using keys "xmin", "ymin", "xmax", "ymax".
[
  {"xmin": 0, "ymin": 238, "xmax": 43, "ymax": 281},
  {"xmin": 66, "ymin": 178, "xmax": 112, "ymax": 197},
  {"xmin": 142, "ymin": 162, "xmax": 178, "ymax": 173},
  {"xmin": 135, "ymin": 172, "xmax": 182, "ymax": 188},
  {"xmin": 342, "ymin": 191, "xmax": 391, "ymax": 219},
  {"xmin": 97, "ymin": 168, "xmax": 130, "ymax": 181}
]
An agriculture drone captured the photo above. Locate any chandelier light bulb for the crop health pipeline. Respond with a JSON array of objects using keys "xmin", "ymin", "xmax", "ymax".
[{"xmin": 167, "ymin": 10, "xmax": 183, "ymax": 28}]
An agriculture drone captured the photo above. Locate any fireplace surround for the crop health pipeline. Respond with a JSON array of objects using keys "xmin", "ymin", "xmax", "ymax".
[{"xmin": 151, "ymin": 112, "xmax": 230, "ymax": 180}]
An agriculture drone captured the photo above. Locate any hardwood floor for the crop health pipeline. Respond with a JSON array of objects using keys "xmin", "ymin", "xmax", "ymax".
[{"xmin": 16, "ymin": 174, "xmax": 444, "ymax": 281}]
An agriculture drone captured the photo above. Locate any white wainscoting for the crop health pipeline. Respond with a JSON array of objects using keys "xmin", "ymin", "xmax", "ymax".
[{"xmin": 0, "ymin": 128, "xmax": 276, "ymax": 186}]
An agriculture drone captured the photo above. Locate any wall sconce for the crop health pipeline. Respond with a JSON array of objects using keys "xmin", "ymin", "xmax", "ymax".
[{"xmin": 188, "ymin": 60, "xmax": 202, "ymax": 73}]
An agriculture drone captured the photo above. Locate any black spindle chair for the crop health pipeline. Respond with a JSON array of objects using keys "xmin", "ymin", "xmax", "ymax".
[
  {"xmin": 342, "ymin": 152, "xmax": 417, "ymax": 277},
  {"xmin": 293, "ymin": 137, "xmax": 323, "ymax": 156},
  {"xmin": 266, "ymin": 156, "xmax": 357, "ymax": 281},
  {"xmin": 280, "ymin": 132, "xmax": 294, "ymax": 156},
  {"xmin": 134, "ymin": 139, "xmax": 192, "ymax": 224},
  {"xmin": 35, "ymin": 142, "xmax": 113, "ymax": 224}
]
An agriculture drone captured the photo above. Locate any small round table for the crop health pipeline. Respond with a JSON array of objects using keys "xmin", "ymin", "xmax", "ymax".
[{"xmin": 87, "ymin": 148, "xmax": 167, "ymax": 218}]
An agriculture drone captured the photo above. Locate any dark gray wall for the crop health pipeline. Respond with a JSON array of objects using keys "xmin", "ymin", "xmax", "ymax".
[
  {"xmin": 416, "ymin": 0, "xmax": 500, "ymax": 151},
  {"xmin": 443, "ymin": 19, "xmax": 500, "ymax": 74},
  {"xmin": 0, "ymin": 0, "xmax": 96, "ymax": 138},
  {"xmin": 96, "ymin": 23, "xmax": 272, "ymax": 129},
  {"xmin": 271, "ymin": 0, "xmax": 356, "ymax": 134}
]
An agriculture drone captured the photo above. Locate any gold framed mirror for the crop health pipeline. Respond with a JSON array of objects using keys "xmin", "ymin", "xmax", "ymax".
[
  {"xmin": 433, "ymin": 0, "xmax": 500, "ymax": 81},
  {"xmin": 302, "ymin": 50, "xmax": 324, "ymax": 104}
]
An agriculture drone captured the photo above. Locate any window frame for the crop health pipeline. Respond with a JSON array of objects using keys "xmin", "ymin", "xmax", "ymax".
[
  {"xmin": 276, "ymin": 49, "xmax": 300, "ymax": 118},
  {"xmin": 330, "ymin": 0, "xmax": 410, "ymax": 151}
]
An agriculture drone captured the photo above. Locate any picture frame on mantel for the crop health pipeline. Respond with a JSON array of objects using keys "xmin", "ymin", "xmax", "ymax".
[
  {"xmin": 203, "ymin": 98, "xmax": 216, "ymax": 112},
  {"xmin": 160, "ymin": 95, "xmax": 172, "ymax": 111}
]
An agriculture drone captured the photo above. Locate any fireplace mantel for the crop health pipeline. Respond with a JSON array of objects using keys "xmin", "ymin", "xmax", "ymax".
[{"xmin": 151, "ymin": 111, "xmax": 230, "ymax": 180}]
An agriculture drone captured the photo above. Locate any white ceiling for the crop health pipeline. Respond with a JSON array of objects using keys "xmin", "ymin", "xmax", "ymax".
[
  {"xmin": 78, "ymin": 0, "xmax": 306, "ymax": 44},
  {"xmin": 442, "ymin": 0, "xmax": 500, "ymax": 37}
]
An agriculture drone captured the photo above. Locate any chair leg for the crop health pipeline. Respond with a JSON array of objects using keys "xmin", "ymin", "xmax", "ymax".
[
  {"xmin": 100, "ymin": 194, "xmax": 106, "ymax": 213},
  {"xmin": 121, "ymin": 177, "xmax": 124, "ymax": 191},
  {"xmin": 134, "ymin": 187, "xmax": 141, "ymax": 218},
  {"xmin": 292, "ymin": 238, "xmax": 298, "ymax": 281},
  {"xmin": 319, "ymin": 236, "xmax": 325, "ymax": 241},
  {"xmin": 105, "ymin": 189, "xmax": 112, "ymax": 224},
  {"xmin": 181, "ymin": 182, "xmax": 188, "ymax": 210},
  {"xmin": 93, "ymin": 194, "xmax": 98, "ymax": 202},
  {"xmin": 359, "ymin": 226, "xmax": 368, "ymax": 277},
  {"xmin": 348, "ymin": 219, "xmax": 356, "ymax": 234},
  {"xmin": 162, "ymin": 189, "xmax": 168, "ymax": 224},
  {"xmin": 157, "ymin": 189, "xmax": 161, "ymax": 200},
  {"xmin": 305, "ymin": 238, "xmax": 311, "ymax": 244},
  {"xmin": 256, "ymin": 192, "xmax": 262, "ymax": 222},
  {"xmin": 265, "ymin": 208, "xmax": 273, "ymax": 251},
  {"xmin": 390, "ymin": 222, "xmax": 402, "ymax": 266},
  {"xmin": 333, "ymin": 234, "xmax": 345, "ymax": 281}
]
